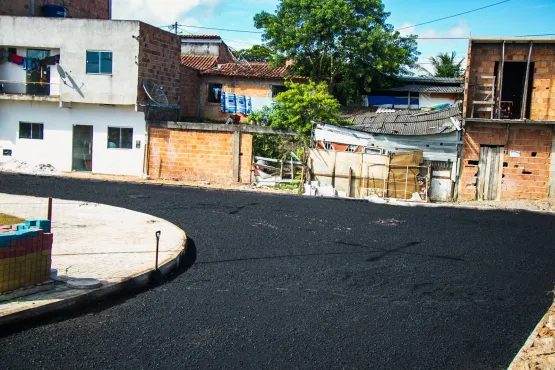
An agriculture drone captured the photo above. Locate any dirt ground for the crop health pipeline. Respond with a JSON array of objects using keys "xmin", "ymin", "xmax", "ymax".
[
  {"xmin": 511, "ymin": 301, "xmax": 555, "ymax": 370},
  {"xmin": 454, "ymin": 199, "xmax": 555, "ymax": 213}
]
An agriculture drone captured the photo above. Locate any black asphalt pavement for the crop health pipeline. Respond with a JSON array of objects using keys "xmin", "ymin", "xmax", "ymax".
[{"xmin": 1, "ymin": 173, "xmax": 555, "ymax": 369}]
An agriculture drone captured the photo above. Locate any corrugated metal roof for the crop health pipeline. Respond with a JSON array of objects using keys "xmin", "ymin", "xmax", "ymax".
[
  {"xmin": 181, "ymin": 35, "xmax": 222, "ymax": 40},
  {"xmin": 350, "ymin": 105, "xmax": 461, "ymax": 136},
  {"xmin": 383, "ymin": 84, "xmax": 463, "ymax": 93},
  {"xmin": 396, "ymin": 76, "xmax": 463, "ymax": 84},
  {"xmin": 200, "ymin": 62, "xmax": 293, "ymax": 79},
  {"xmin": 181, "ymin": 55, "xmax": 219, "ymax": 71}
]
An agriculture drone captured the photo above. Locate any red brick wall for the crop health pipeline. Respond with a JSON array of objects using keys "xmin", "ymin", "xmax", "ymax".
[
  {"xmin": 218, "ymin": 42, "xmax": 235, "ymax": 64},
  {"xmin": 180, "ymin": 67, "xmax": 200, "ymax": 120},
  {"xmin": 137, "ymin": 23, "xmax": 181, "ymax": 106},
  {"xmin": 0, "ymin": 0, "xmax": 110, "ymax": 19},
  {"xmin": 465, "ymin": 42, "xmax": 555, "ymax": 120},
  {"xmin": 148, "ymin": 128, "xmax": 253, "ymax": 183},
  {"xmin": 459, "ymin": 122, "xmax": 553, "ymax": 200}
]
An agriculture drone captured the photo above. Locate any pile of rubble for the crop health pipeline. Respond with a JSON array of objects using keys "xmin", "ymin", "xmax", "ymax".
[{"xmin": 0, "ymin": 159, "xmax": 59, "ymax": 176}]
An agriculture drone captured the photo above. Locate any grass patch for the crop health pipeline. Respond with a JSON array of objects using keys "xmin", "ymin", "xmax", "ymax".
[{"xmin": 0, "ymin": 213, "xmax": 25, "ymax": 226}]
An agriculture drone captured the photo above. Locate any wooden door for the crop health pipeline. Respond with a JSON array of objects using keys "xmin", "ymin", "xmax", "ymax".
[{"xmin": 477, "ymin": 146, "xmax": 503, "ymax": 200}]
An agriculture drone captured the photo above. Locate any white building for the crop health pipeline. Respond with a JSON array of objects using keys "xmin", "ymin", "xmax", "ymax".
[{"xmin": 0, "ymin": 16, "xmax": 181, "ymax": 176}]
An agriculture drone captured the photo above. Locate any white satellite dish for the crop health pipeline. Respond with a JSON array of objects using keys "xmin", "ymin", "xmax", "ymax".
[{"xmin": 143, "ymin": 79, "xmax": 169, "ymax": 105}]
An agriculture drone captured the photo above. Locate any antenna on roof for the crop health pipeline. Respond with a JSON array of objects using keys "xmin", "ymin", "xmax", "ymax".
[{"xmin": 142, "ymin": 79, "xmax": 169, "ymax": 105}]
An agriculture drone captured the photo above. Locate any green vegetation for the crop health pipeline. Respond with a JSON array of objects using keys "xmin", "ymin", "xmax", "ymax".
[
  {"xmin": 249, "ymin": 81, "xmax": 346, "ymax": 143},
  {"xmin": 418, "ymin": 51, "xmax": 465, "ymax": 78},
  {"xmin": 254, "ymin": 0, "xmax": 419, "ymax": 103},
  {"xmin": 233, "ymin": 45, "xmax": 272, "ymax": 62}
]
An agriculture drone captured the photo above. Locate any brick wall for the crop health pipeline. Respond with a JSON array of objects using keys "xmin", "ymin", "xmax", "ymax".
[
  {"xmin": 148, "ymin": 127, "xmax": 253, "ymax": 183},
  {"xmin": 137, "ymin": 23, "xmax": 181, "ymax": 107},
  {"xmin": 0, "ymin": 0, "xmax": 110, "ymax": 19},
  {"xmin": 180, "ymin": 67, "xmax": 200, "ymax": 120},
  {"xmin": 218, "ymin": 42, "xmax": 235, "ymax": 64},
  {"xmin": 0, "ymin": 220, "xmax": 53, "ymax": 293},
  {"xmin": 465, "ymin": 41, "xmax": 555, "ymax": 120},
  {"xmin": 459, "ymin": 122, "xmax": 553, "ymax": 200}
]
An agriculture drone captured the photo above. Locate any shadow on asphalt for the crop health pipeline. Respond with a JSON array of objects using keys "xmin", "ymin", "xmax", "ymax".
[{"xmin": 0, "ymin": 237, "xmax": 197, "ymax": 338}]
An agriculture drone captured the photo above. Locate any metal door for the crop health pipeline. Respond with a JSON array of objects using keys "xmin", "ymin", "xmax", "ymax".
[
  {"xmin": 477, "ymin": 146, "xmax": 503, "ymax": 200},
  {"xmin": 72, "ymin": 125, "xmax": 93, "ymax": 172}
]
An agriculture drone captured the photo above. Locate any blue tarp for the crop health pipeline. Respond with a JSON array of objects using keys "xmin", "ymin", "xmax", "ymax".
[{"xmin": 368, "ymin": 96, "xmax": 419, "ymax": 107}]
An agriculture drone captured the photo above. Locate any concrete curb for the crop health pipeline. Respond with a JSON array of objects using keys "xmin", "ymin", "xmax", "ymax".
[{"xmin": 0, "ymin": 227, "xmax": 187, "ymax": 328}]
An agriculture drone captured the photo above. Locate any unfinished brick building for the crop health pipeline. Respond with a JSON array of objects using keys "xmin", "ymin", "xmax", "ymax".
[
  {"xmin": 460, "ymin": 37, "xmax": 555, "ymax": 201},
  {"xmin": 0, "ymin": 0, "xmax": 111, "ymax": 19}
]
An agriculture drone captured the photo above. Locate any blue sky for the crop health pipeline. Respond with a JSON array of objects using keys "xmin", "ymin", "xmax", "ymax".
[{"xmin": 113, "ymin": 0, "xmax": 554, "ymax": 68}]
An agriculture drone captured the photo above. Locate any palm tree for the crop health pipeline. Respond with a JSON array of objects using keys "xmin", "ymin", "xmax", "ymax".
[{"xmin": 418, "ymin": 51, "xmax": 465, "ymax": 78}]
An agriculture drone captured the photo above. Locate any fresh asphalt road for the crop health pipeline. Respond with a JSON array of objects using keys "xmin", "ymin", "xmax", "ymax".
[{"xmin": 1, "ymin": 173, "xmax": 555, "ymax": 369}]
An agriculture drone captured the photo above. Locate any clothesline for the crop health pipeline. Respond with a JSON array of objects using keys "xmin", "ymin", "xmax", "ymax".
[{"xmin": 0, "ymin": 80, "xmax": 60, "ymax": 85}]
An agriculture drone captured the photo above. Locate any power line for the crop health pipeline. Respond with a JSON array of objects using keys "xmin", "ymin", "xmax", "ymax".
[
  {"xmin": 395, "ymin": 0, "xmax": 512, "ymax": 31},
  {"xmin": 178, "ymin": 24, "xmax": 263, "ymax": 34}
]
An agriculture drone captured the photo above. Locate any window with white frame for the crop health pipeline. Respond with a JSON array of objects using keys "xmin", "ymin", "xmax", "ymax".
[
  {"xmin": 86, "ymin": 51, "xmax": 113, "ymax": 74},
  {"xmin": 323, "ymin": 141, "xmax": 333, "ymax": 150},
  {"xmin": 346, "ymin": 145, "xmax": 358, "ymax": 152},
  {"xmin": 107, "ymin": 127, "xmax": 133, "ymax": 149},
  {"xmin": 19, "ymin": 122, "xmax": 44, "ymax": 140}
]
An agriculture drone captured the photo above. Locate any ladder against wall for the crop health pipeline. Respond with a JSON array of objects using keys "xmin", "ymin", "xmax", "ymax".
[{"xmin": 471, "ymin": 76, "xmax": 496, "ymax": 119}]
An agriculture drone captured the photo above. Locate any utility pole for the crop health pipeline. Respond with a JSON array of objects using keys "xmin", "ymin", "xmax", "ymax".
[{"xmin": 174, "ymin": 22, "xmax": 178, "ymax": 35}]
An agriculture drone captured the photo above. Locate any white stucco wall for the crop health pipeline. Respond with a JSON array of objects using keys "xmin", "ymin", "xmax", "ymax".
[
  {"xmin": 0, "ymin": 101, "xmax": 146, "ymax": 176},
  {"xmin": 0, "ymin": 16, "xmax": 141, "ymax": 105},
  {"xmin": 181, "ymin": 41, "xmax": 221, "ymax": 56}
]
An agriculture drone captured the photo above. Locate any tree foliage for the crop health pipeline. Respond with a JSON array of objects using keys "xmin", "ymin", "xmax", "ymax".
[
  {"xmin": 233, "ymin": 45, "xmax": 272, "ymax": 62},
  {"xmin": 254, "ymin": 0, "xmax": 419, "ymax": 103},
  {"xmin": 249, "ymin": 81, "xmax": 345, "ymax": 142},
  {"xmin": 418, "ymin": 52, "xmax": 465, "ymax": 78}
]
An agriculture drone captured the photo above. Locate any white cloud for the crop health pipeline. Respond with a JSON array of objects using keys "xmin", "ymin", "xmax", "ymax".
[
  {"xmin": 111, "ymin": 0, "xmax": 219, "ymax": 26},
  {"xmin": 397, "ymin": 21, "xmax": 470, "ymax": 74}
]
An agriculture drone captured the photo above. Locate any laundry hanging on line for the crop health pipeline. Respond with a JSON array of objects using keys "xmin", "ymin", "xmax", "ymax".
[
  {"xmin": 23, "ymin": 57, "xmax": 41, "ymax": 71},
  {"xmin": 9, "ymin": 54, "xmax": 23, "ymax": 65},
  {"xmin": 221, "ymin": 91, "xmax": 253, "ymax": 115}
]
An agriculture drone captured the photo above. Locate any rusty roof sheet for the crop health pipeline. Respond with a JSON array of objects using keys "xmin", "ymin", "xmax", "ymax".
[
  {"xmin": 181, "ymin": 55, "xmax": 219, "ymax": 71},
  {"xmin": 350, "ymin": 105, "xmax": 461, "ymax": 136},
  {"xmin": 200, "ymin": 62, "xmax": 293, "ymax": 79}
]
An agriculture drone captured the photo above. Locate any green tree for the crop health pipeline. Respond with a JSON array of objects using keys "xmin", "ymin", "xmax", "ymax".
[
  {"xmin": 254, "ymin": 0, "xmax": 419, "ymax": 103},
  {"xmin": 418, "ymin": 52, "xmax": 465, "ymax": 78},
  {"xmin": 249, "ymin": 81, "xmax": 345, "ymax": 142},
  {"xmin": 233, "ymin": 45, "xmax": 272, "ymax": 62}
]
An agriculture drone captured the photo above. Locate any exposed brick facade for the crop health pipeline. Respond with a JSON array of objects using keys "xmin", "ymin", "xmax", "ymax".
[
  {"xmin": 459, "ymin": 123, "xmax": 553, "ymax": 200},
  {"xmin": 180, "ymin": 67, "xmax": 200, "ymax": 120},
  {"xmin": 464, "ymin": 41, "xmax": 555, "ymax": 120},
  {"xmin": 148, "ymin": 128, "xmax": 253, "ymax": 183},
  {"xmin": 0, "ymin": 0, "xmax": 110, "ymax": 19},
  {"xmin": 137, "ymin": 23, "xmax": 181, "ymax": 107}
]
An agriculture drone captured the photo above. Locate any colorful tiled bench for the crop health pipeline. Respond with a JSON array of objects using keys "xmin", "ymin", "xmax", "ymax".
[{"xmin": 0, "ymin": 220, "xmax": 53, "ymax": 294}]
